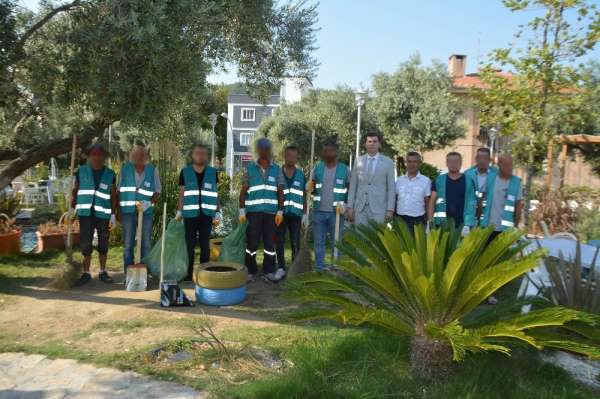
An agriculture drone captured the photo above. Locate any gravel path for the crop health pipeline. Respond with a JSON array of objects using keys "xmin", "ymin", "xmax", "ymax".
[{"xmin": 0, "ymin": 353, "xmax": 208, "ymax": 399}]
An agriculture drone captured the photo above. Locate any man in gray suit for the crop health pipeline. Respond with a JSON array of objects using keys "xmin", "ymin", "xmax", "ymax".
[{"xmin": 347, "ymin": 132, "xmax": 396, "ymax": 225}]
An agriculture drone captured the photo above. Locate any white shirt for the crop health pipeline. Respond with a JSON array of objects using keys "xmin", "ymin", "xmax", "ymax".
[{"xmin": 395, "ymin": 172, "xmax": 431, "ymax": 217}]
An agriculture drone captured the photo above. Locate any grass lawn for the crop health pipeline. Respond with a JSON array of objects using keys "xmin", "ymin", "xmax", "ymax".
[{"xmin": 0, "ymin": 248, "xmax": 598, "ymax": 399}]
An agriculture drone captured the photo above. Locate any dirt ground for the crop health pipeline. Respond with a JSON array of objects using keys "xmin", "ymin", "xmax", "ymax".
[{"xmin": 0, "ymin": 271, "xmax": 290, "ymax": 354}]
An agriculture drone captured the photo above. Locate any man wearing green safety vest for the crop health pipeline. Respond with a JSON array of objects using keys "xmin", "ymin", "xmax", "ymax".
[
  {"xmin": 239, "ymin": 138, "xmax": 285, "ymax": 282},
  {"xmin": 176, "ymin": 144, "xmax": 221, "ymax": 281},
  {"xmin": 71, "ymin": 144, "xmax": 118, "ymax": 286},
  {"xmin": 479, "ymin": 154, "xmax": 523, "ymax": 242},
  {"xmin": 311, "ymin": 140, "xmax": 349, "ymax": 271},
  {"xmin": 117, "ymin": 143, "xmax": 161, "ymax": 277},
  {"xmin": 427, "ymin": 151, "xmax": 477, "ymax": 235},
  {"xmin": 464, "ymin": 147, "xmax": 497, "ymax": 220},
  {"xmin": 275, "ymin": 146, "xmax": 307, "ymax": 274}
]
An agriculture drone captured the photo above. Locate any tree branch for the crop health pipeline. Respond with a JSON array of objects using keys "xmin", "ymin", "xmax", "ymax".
[
  {"xmin": 0, "ymin": 118, "xmax": 106, "ymax": 191},
  {"xmin": 11, "ymin": 0, "xmax": 82, "ymax": 62}
]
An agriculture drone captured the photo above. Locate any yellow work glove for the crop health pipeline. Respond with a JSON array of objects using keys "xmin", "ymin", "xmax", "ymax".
[
  {"xmin": 275, "ymin": 211, "xmax": 284, "ymax": 226},
  {"xmin": 239, "ymin": 208, "xmax": 247, "ymax": 223}
]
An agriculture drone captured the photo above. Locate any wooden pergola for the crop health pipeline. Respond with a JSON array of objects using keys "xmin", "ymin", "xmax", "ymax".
[{"xmin": 545, "ymin": 134, "xmax": 600, "ymax": 190}]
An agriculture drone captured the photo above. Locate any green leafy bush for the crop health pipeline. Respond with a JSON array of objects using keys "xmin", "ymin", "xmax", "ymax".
[
  {"xmin": 575, "ymin": 208, "xmax": 600, "ymax": 242},
  {"xmin": 289, "ymin": 222, "xmax": 600, "ymax": 379}
]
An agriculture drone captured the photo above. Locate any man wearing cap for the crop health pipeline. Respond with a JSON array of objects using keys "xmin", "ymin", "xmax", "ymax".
[
  {"xmin": 239, "ymin": 138, "xmax": 285, "ymax": 282},
  {"xmin": 117, "ymin": 143, "xmax": 161, "ymax": 278},
  {"xmin": 71, "ymin": 144, "xmax": 118, "ymax": 285},
  {"xmin": 176, "ymin": 144, "xmax": 221, "ymax": 281}
]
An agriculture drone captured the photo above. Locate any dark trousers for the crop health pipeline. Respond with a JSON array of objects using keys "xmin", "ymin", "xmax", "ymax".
[
  {"xmin": 246, "ymin": 212, "xmax": 277, "ymax": 275},
  {"xmin": 79, "ymin": 215, "xmax": 110, "ymax": 256},
  {"xmin": 396, "ymin": 214, "xmax": 425, "ymax": 235},
  {"xmin": 275, "ymin": 213, "xmax": 301, "ymax": 269},
  {"xmin": 184, "ymin": 214, "xmax": 213, "ymax": 279}
]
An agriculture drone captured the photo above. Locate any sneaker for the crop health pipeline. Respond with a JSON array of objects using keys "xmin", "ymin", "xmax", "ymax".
[
  {"xmin": 75, "ymin": 272, "xmax": 91, "ymax": 286},
  {"xmin": 274, "ymin": 268, "xmax": 286, "ymax": 281},
  {"xmin": 98, "ymin": 271, "xmax": 113, "ymax": 284},
  {"xmin": 264, "ymin": 272, "xmax": 278, "ymax": 282},
  {"xmin": 246, "ymin": 274, "xmax": 256, "ymax": 283}
]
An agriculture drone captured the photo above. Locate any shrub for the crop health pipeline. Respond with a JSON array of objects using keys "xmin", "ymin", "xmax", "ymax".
[
  {"xmin": 289, "ymin": 222, "xmax": 600, "ymax": 379},
  {"xmin": 575, "ymin": 208, "xmax": 600, "ymax": 242}
]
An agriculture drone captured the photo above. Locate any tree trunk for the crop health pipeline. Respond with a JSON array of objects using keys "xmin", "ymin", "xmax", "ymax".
[
  {"xmin": 0, "ymin": 119, "xmax": 106, "ymax": 191},
  {"xmin": 410, "ymin": 336, "xmax": 453, "ymax": 379}
]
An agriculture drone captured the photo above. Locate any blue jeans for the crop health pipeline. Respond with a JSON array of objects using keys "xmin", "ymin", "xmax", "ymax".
[
  {"xmin": 122, "ymin": 212, "xmax": 154, "ymax": 272},
  {"xmin": 313, "ymin": 210, "xmax": 344, "ymax": 270}
]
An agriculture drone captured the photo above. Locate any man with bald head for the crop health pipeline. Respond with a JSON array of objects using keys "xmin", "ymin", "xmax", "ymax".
[
  {"xmin": 118, "ymin": 143, "xmax": 161, "ymax": 278},
  {"xmin": 479, "ymin": 154, "xmax": 522, "ymax": 242}
]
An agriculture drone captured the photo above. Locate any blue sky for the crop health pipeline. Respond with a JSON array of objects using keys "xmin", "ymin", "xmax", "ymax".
[{"xmin": 19, "ymin": 0, "xmax": 600, "ymax": 89}]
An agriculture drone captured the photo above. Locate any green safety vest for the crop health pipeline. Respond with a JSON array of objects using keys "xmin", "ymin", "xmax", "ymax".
[
  {"xmin": 76, "ymin": 165, "xmax": 115, "ymax": 219},
  {"xmin": 282, "ymin": 167, "xmax": 305, "ymax": 217},
  {"xmin": 245, "ymin": 162, "xmax": 280, "ymax": 214},
  {"xmin": 433, "ymin": 173, "xmax": 477, "ymax": 227},
  {"xmin": 182, "ymin": 165, "xmax": 218, "ymax": 218},
  {"xmin": 313, "ymin": 162, "xmax": 348, "ymax": 209},
  {"xmin": 118, "ymin": 162, "xmax": 156, "ymax": 215},
  {"xmin": 479, "ymin": 174, "xmax": 522, "ymax": 231},
  {"xmin": 464, "ymin": 165, "xmax": 498, "ymax": 203}
]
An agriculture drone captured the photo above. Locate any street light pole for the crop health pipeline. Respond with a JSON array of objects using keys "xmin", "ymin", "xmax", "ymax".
[
  {"xmin": 221, "ymin": 112, "xmax": 234, "ymax": 178},
  {"xmin": 355, "ymin": 91, "xmax": 366, "ymax": 162},
  {"xmin": 489, "ymin": 127, "xmax": 498, "ymax": 162},
  {"xmin": 209, "ymin": 113, "xmax": 217, "ymax": 167}
]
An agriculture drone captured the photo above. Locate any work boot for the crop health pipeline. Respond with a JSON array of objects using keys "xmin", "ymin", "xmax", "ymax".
[{"xmin": 99, "ymin": 271, "xmax": 113, "ymax": 284}]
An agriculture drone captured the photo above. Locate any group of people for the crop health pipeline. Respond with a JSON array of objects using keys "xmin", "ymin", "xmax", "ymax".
[{"xmin": 71, "ymin": 132, "xmax": 522, "ymax": 287}]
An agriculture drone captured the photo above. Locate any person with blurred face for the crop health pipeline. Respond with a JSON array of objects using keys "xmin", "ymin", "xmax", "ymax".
[
  {"xmin": 465, "ymin": 148, "xmax": 497, "ymax": 223},
  {"xmin": 428, "ymin": 152, "xmax": 477, "ymax": 235},
  {"xmin": 176, "ymin": 144, "xmax": 221, "ymax": 281},
  {"xmin": 480, "ymin": 154, "xmax": 522, "ymax": 242},
  {"xmin": 395, "ymin": 151, "xmax": 431, "ymax": 233},
  {"xmin": 311, "ymin": 139, "xmax": 349, "ymax": 271},
  {"xmin": 347, "ymin": 132, "xmax": 396, "ymax": 225},
  {"xmin": 72, "ymin": 144, "xmax": 117, "ymax": 286},
  {"xmin": 239, "ymin": 138, "xmax": 285, "ymax": 282},
  {"xmin": 118, "ymin": 143, "xmax": 161, "ymax": 280},
  {"xmin": 275, "ymin": 146, "xmax": 307, "ymax": 277}
]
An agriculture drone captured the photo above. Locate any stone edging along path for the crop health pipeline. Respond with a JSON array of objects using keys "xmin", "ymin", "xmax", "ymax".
[{"xmin": 0, "ymin": 352, "xmax": 208, "ymax": 399}]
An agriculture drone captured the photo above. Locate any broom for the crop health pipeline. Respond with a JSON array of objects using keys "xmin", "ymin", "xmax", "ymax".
[
  {"xmin": 288, "ymin": 129, "xmax": 316, "ymax": 277},
  {"xmin": 49, "ymin": 135, "xmax": 83, "ymax": 289}
]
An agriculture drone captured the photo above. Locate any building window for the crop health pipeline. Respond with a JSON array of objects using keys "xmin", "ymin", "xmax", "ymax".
[
  {"xmin": 240, "ymin": 132, "xmax": 254, "ymax": 147},
  {"xmin": 240, "ymin": 108, "xmax": 255, "ymax": 121}
]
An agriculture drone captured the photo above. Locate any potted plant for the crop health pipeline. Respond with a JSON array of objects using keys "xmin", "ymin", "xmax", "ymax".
[
  {"xmin": 533, "ymin": 241, "xmax": 600, "ymax": 389},
  {"xmin": 289, "ymin": 222, "xmax": 600, "ymax": 379},
  {"xmin": 0, "ymin": 213, "xmax": 21, "ymax": 255},
  {"xmin": 36, "ymin": 212, "xmax": 80, "ymax": 252}
]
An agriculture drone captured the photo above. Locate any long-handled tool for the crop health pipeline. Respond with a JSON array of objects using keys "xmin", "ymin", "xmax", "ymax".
[
  {"xmin": 160, "ymin": 202, "xmax": 167, "ymax": 285},
  {"xmin": 333, "ymin": 206, "xmax": 341, "ymax": 259},
  {"xmin": 288, "ymin": 129, "xmax": 316, "ymax": 277},
  {"xmin": 49, "ymin": 135, "xmax": 82, "ymax": 289},
  {"xmin": 126, "ymin": 206, "xmax": 147, "ymax": 291}
]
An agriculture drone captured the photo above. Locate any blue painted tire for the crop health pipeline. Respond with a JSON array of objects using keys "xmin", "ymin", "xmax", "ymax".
[{"xmin": 195, "ymin": 285, "xmax": 246, "ymax": 306}]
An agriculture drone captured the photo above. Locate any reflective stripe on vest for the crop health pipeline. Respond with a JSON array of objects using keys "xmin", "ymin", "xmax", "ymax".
[
  {"xmin": 182, "ymin": 165, "xmax": 218, "ymax": 218},
  {"xmin": 478, "ymin": 172, "xmax": 520, "ymax": 231},
  {"xmin": 75, "ymin": 165, "xmax": 115, "ymax": 220},
  {"xmin": 245, "ymin": 162, "xmax": 280, "ymax": 213},
  {"xmin": 312, "ymin": 162, "xmax": 348, "ymax": 210},
  {"xmin": 118, "ymin": 163, "xmax": 156, "ymax": 215},
  {"xmin": 283, "ymin": 168, "xmax": 305, "ymax": 216},
  {"xmin": 433, "ymin": 173, "xmax": 477, "ymax": 227}
]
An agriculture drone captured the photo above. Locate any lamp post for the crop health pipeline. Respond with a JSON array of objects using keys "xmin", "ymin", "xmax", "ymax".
[
  {"xmin": 209, "ymin": 113, "xmax": 217, "ymax": 167},
  {"xmin": 221, "ymin": 112, "xmax": 234, "ymax": 178},
  {"xmin": 355, "ymin": 91, "xmax": 366, "ymax": 162},
  {"xmin": 489, "ymin": 127, "xmax": 498, "ymax": 162}
]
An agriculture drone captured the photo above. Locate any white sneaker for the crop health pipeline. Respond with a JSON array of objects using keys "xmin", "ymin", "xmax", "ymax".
[
  {"xmin": 246, "ymin": 274, "xmax": 256, "ymax": 283},
  {"xmin": 274, "ymin": 268, "xmax": 286, "ymax": 281},
  {"xmin": 264, "ymin": 272, "xmax": 277, "ymax": 282}
]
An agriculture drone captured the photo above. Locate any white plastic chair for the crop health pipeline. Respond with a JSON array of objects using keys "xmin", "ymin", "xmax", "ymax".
[{"xmin": 551, "ymin": 231, "xmax": 577, "ymax": 241}]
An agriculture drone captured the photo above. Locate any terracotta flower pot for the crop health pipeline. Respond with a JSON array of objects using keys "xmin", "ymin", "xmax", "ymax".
[
  {"xmin": 0, "ymin": 229, "xmax": 21, "ymax": 255},
  {"xmin": 36, "ymin": 231, "xmax": 80, "ymax": 252}
]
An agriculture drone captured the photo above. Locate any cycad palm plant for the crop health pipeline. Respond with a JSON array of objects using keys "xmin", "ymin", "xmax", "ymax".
[{"xmin": 289, "ymin": 220, "xmax": 600, "ymax": 378}]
